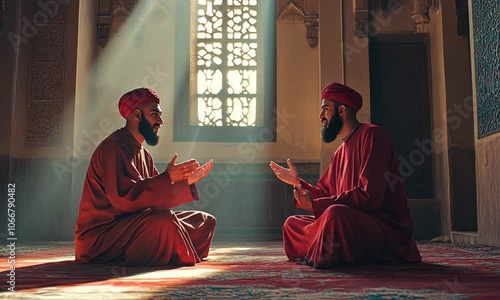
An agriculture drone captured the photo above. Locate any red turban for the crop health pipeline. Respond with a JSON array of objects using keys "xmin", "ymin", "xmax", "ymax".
[
  {"xmin": 118, "ymin": 87, "xmax": 160, "ymax": 119},
  {"xmin": 321, "ymin": 82, "xmax": 363, "ymax": 112}
]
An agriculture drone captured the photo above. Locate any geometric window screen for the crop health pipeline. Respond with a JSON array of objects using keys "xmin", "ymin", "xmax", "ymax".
[
  {"xmin": 191, "ymin": 0, "xmax": 261, "ymax": 127},
  {"xmin": 174, "ymin": 0, "xmax": 276, "ymax": 142}
]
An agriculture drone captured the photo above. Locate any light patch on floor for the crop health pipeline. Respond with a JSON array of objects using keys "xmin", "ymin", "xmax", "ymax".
[
  {"xmin": 210, "ymin": 247, "xmax": 253, "ymax": 253},
  {"xmin": 0, "ymin": 285, "xmax": 157, "ymax": 300},
  {"xmin": 121, "ymin": 267, "xmax": 224, "ymax": 280}
]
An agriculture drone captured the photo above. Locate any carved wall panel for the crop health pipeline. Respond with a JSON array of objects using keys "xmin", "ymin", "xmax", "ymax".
[
  {"xmin": 26, "ymin": 101, "xmax": 64, "ymax": 145},
  {"xmin": 29, "ymin": 63, "xmax": 64, "ymax": 100},
  {"xmin": 31, "ymin": 26, "xmax": 66, "ymax": 62},
  {"xmin": 277, "ymin": 0, "xmax": 319, "ymax": 48},
  {"xmin": 26, "ymin": 1, "xmax": 67, "ymax": 145},
  {"xmin": 471, "ymin": 1, "xmax": 500, "ymax": 138}
]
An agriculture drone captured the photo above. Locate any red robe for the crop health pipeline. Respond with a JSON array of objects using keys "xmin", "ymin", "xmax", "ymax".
[
  {"xmin": 283, "ymin": 123, "xmax": 421, "ymax": 268},
  {"xmin": 75, "ymin": 128, "xmax": 216, "ymax": 266}
]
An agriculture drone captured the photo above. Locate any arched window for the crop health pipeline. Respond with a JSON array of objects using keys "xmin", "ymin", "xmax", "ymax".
[{"xmin": 174, "ymin": 0, "xmax": 276, "ymax": 142}]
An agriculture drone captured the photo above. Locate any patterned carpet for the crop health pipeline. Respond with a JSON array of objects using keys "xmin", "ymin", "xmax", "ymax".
[{"xmin": 1, "ymin": 239, "xmax": 500, "ymax": 299}]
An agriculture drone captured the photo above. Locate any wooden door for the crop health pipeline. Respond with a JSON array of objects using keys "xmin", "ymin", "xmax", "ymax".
[{"xmin": 369, "ymin": 35, "xmax": 433, "ymax": 199}]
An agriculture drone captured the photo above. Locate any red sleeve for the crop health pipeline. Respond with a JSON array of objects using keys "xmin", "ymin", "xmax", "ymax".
[
  {"xmin": 312, "ymin": 128, "xmax": 392, "ymax": 216},
  {"xmin": 291, "ymin": 165, "xmax": 331, "ymax": 212},
  {"xmin": 99, "ymin": 142, "xmax": 196, "ymax": 213},
  {"xmin": 298, "ymin": 164, "xmax": 331, "ymax": 199},
  {"xmin": 146, "ymin": 151, "xmax": 199, "ymax": 203}
]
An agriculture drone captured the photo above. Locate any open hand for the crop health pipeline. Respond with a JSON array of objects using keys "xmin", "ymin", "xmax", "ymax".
[
  {"xmin": 270, "ymin": 159, "xmax": 300, "ymax": 187},
  {"xmin": 188, "ymin": 159, "xmax": 214, "ymax": 185},
  {"xmin": 167, "ymin": 153, "xmax": 200, "ymax": 183},
  {"xmin": 293, "ymin": 185, "xmax": 313, "ymax": 210}
]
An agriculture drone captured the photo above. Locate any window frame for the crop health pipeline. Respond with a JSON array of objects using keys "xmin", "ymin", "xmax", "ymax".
[{"xmin": 173, "ymin": 0, "xmax": 276, "ymax": 142}]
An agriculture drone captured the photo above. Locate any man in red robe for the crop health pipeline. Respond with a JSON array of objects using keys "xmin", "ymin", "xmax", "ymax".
[
  {"xmin": 75, "ymin": 87, "xmax": 216, "ymax": 266},
  {"xmin": 270, "ymin": 82, "xmax": 421, "ymax": 268}
]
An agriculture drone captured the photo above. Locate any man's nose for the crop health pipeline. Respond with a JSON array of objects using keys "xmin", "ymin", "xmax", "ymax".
[{"xmin": 158, "ymin": 116, "xmax": 164, "ymax": 125}]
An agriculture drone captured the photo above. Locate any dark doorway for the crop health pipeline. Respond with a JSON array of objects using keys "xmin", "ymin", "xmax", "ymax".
[{"xmin": 369, "ymin": 34, "xmax": 433, "ymax": 199}]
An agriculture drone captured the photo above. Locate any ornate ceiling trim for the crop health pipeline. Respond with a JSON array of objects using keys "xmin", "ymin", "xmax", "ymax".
[
  {"xmin": 353, "ymin": 0, "xmax": 369, "ymax": 38},
  {"xmin": 410, "ymin": 0, "xmax": 439, "ymax": 33},
  {"xmin": 97, "ymin": 0, "xmax": 139, "ymax": 47},
  {"xmin": 355, "ymin": 0, "xmax": 440, "ymax": 38},
  {"xmin": 278, "ymin": 1, "xmax": 305, "ymax": 24},
  {"xmin": 277, "ymin": 0, "xmax": 319, "ymax": 48}
]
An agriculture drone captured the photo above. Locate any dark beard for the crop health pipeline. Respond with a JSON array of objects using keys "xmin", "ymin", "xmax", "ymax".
[
  {"xmin": 138, "ymin": 112, "xmax": 160, "ymax": 146},
  {"xmin": 321, "ymin": 111, "xmax": 342, "ymax": 143}
]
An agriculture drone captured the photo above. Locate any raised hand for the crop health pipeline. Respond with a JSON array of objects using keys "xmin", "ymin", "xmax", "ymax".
[
  {"xmin": 269, "ymin": 159, "xmax": 300, "ymax": 187},
  {"xmin": 188, "ymin": 159, "xmax": 214, "ymax": 185},
  {"xmin": 293, "ymin": 185, "xmax": 313, "ymax": 210},
  {"xmin": 167, "ymin": 153, "xmax": 200, "ymax": 183}
]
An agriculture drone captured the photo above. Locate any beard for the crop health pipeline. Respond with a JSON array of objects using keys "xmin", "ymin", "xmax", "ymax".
[
  {"xmin": 138, "ymin": 112, "xmax": 160, "ymax": 146},
  {"xmin": 321, "ymin": 111, "xmax": 342, "ymax": 143}
]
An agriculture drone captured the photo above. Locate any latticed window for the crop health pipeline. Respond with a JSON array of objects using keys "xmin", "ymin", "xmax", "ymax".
[
  {"xmin": 174, "ymin": 0, "xmax": 276, "ymax": 142},
  {"xmin": 194, "ymin": 0, "xmax": 260, "ymax": 127}
]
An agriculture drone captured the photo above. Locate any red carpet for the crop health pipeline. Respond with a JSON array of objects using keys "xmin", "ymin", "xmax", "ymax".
[{"xmin": 1, "ymin": 240, "xmax": 499, "ymax": 299}]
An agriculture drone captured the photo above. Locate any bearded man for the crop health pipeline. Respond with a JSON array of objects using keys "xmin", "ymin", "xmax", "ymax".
[
  {"xmin": 270, "ymin": 82, "xmax": 421, "ymax": 268},
  {"xmin": 74, "ymin": 87, "xmax": 216, "ymax": 266}
]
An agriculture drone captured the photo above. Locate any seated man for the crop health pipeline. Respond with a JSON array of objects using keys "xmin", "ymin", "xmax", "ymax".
[
  {"xmin": 270, "ymin": 82, "xmax": 421, "ymax": 269},
  {"xmin": 75, "ymin": 87, "xmax": 216, "ymax": 266}
]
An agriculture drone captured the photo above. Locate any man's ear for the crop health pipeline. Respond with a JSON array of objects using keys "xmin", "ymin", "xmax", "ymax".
[
  {"xmin": 338, "ymin": 104, "xmax": 346, "ymax": 116},
  {"xmin": 133, "ymin": 109, "xmax": 141, "ymax": 121}
]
